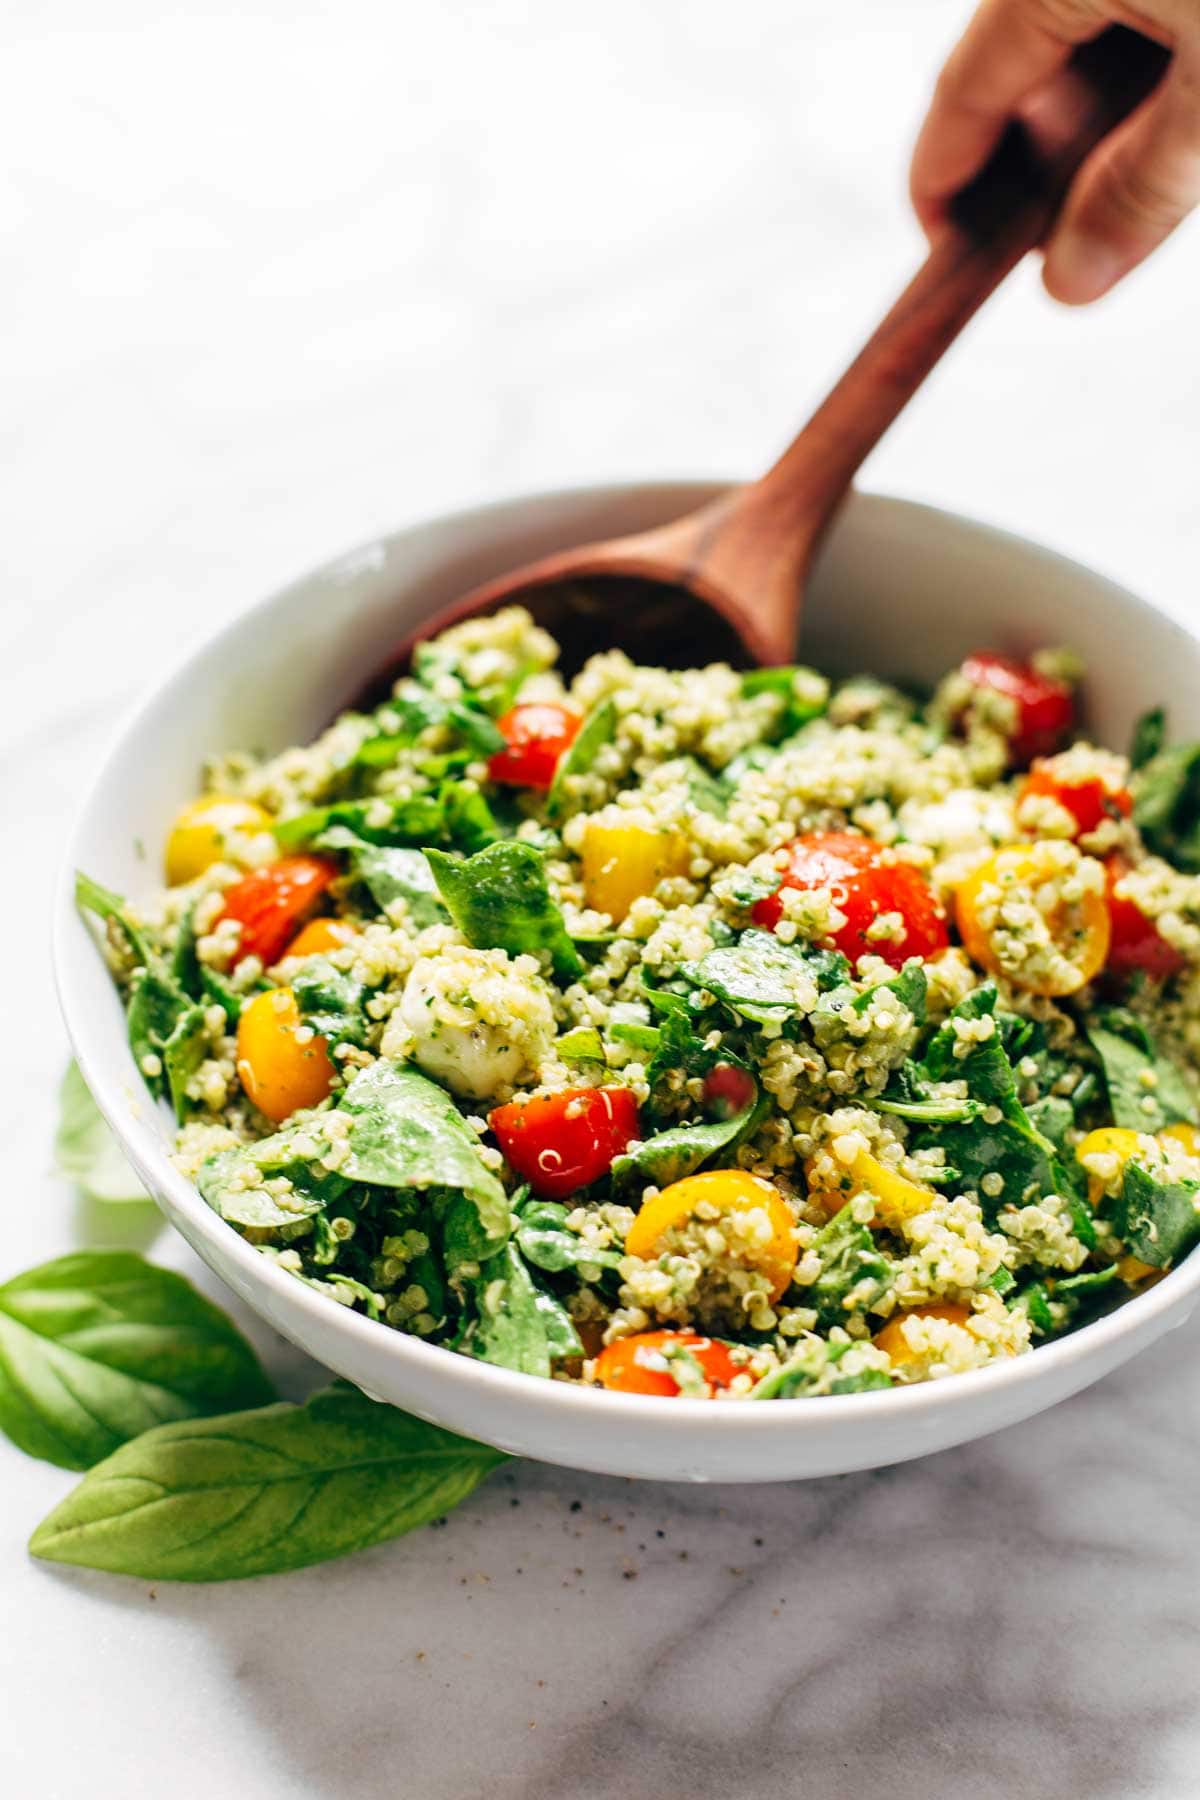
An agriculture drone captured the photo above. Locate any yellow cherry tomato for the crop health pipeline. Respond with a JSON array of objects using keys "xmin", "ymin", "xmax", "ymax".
[
  {"xmin": 581, "ymin": 822, "xmax": 690, "ymax": 923},
  {"xmin": 1160, "ymin": 1122, "xmax": 1200, "ymax": 1160},
  {"xmin": 624, "ymin": 1169, "xmax": 798, "ymax": 1302},
  {"xmin": 1074, "ymin": 1126, "xmax": 1144, "ymax": 1206},
  {"xmin": 804, "ymin": 1148, "xmax": 935, "ymax": 1232},
  {"xmin": 278, "ymin": 917, "xmax": 357, "ymax": 962},
  {"xmin": 1115, "ymin": 1255, "xmax": 1162, "ymax": 1286},
  {"xmin": 874, "ymin": 1302, "xmax": 973, "ymax": 1368},
  {"xmin": 955, "ymin": 843, "xmax": 1110, "ymax": 997},
  {"xmin": 165, "ymin": 794, "xmax": 272, "ymax": 886},
  {"xmin": 236, "ymin": 987, "xmax": 335, "ymax": 1123}
]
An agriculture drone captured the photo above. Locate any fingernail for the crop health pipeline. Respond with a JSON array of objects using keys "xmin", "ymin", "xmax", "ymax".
[{"xmin": 1044, "ymin": 231, "xmax": 1125, "ymax": 305}]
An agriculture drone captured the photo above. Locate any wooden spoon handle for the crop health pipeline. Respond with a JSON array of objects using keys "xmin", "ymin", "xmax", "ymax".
[{"xmin": 683, "ymin": 27, "xmax": 1169, "ymax": 660}]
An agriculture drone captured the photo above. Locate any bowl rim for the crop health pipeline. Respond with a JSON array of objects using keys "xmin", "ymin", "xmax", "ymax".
[{"xmin": 52, "ymin": 477, "xmax": 1200, "ymax": 1443}]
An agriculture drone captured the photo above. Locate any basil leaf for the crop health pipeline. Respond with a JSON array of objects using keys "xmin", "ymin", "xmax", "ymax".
[
  {"xmin": 557, "ymin": 1026, "xmax": 606, "ymax": 1064},
  {"xmin": 338, "ymin": 1061, "xmax": 510, "ymax": 1252},
  {"xmin": 808, "ymin": 1204, "xmax": 893, "ymax": 1328},
  {"xmin": 464, "ymin": 1243, "xmax": 582, "ymax": 1376},
  {"xmin": 611, "ymin": 1087, "xmax": 761, "ymax": 1196},
  {"xmin": 0, "ymin": 1252, "xmax": 274, "ymax": 1472},
  {"xmin": 426, "ymin": 842, "xmax": 583, "ymax": 982},
  {"xmin": 546, "ymin": 697, "xmax": 616, "ymax": 819},
  {"xmin": 1130, "ymin": 707, "xmax": 1165, "ymax": 772},
  {"xmin": 318, "ymin": 826, "xmax": 448, "ymax": 927},
  {"xmin": 29, "ymin": 1383, "xmax": 504, "ymax": 1581},
  {"xmin": 1114, "ymin": 1160, "xmax": 1200, "ymax": 1268},
  {"xmin": 1084, "ymin": 1017, "xmax": 1198, "ymax": 1134},
  {"xmin": 1132, "ymin": 740, "xmax": 1200, "ymax": 871},
  {"xmin": 54, "ymin": 1063, "xmax": 148, "ymax": 1205}
]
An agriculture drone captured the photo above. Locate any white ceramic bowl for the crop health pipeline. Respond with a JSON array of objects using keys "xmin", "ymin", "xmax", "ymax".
[{"xmin": 55, "ymin": 481, "xmax": 1200, "ymax": 1483}]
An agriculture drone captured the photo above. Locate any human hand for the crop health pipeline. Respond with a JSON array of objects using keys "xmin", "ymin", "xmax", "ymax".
[{"xmin": 911, "ymin": 1, "xmax": 1200, "ymax": 302}]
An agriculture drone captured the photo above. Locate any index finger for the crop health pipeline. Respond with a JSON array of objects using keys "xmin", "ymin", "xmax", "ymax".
[{"xmin": 910, "ymin": 0, "xmax": 1104, "ymax": 230}]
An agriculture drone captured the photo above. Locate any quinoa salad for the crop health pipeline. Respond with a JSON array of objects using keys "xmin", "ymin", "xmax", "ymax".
[{"xmin": 78, "ymin": 609, "xmax": 1200, "ymax": 1400}]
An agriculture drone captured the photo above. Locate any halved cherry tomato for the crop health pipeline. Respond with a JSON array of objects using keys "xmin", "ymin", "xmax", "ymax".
[
  {"xmin": 278, "ymin": 916, "xmax": 358, "ymax": 963},
  {"xmin": 236, "ymin": 987, "xmax": 335, "ymax": 1123},
  {"xmin": 751, "ymin": 830, "xmax": 948, "ymax": 968},
  {"xmin": 165, "ymin": 794, "xmax": 272, "ymax": 886},
  {"xmin": 593, "ymin": 1329, "xmax": 741, "ymax": 1397},
  {"xmin": 581, "ymin": 821, "xmax": 691, "ymax": 921},
  {"xmin": 488, "ymin": 702, "xmax": 582, "ymax": 789},
  {"xmin": 1105, "ymin": 855, "xmax": 1185, "ymax": 980},
  {"xmin": 217, "ymin": 855, "xmax": 338, "ymax": 968},
  {"xmin": 959, "ymin": 652, "xmax": 1074, "ymax": 765},
  {"xmin": 956, "ymin": 842, "xmax": 1110, "ymax": 996},
  {"xmin": 874, "ymin": 1302, "xmax": 973, "ymax": 1367},
  {"xmin": 624, "ymin": 1169, "xmax": 798, "ymax": 1302},
  {"xmin": 1019, "ymin": 757, "xmax": 1132, "ymax": 837},
  {"xmin": 490, "ymin": 1086, "xmax": 640, "ymax": 1199},
  {"xmin": 702, "ymin": 1063, "xmax": 757, "ymax": 1120}
]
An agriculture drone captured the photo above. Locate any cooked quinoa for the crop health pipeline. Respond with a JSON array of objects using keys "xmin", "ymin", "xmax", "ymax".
[{"xmin": 78, "ymin": 610, "xmax": 1200, "ymax": 1399}]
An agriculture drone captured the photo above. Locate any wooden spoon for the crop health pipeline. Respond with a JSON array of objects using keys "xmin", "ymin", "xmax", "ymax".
[{"xmin": 379, "ymin": 28, "xmax": 1167, "ymax": 681}]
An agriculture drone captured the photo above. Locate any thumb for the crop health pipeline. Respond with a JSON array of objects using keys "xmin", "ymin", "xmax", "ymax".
[{"xmin": 1043, "ymin": 53, "xmax": 1200, "ymax": 304}]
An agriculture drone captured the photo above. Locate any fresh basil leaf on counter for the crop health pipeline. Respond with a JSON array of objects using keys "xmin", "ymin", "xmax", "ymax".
[
  {"xmin": 29, "ymin": 1382, "xmax": 504, "ymax": 1581},
  {"xmin": 0, "ymin": 1252, "xmax": 274, "ymax": 1472},
  {"xmin": 54, "ymin": 1063, "xmax": 148, "ymax": 1205},
  {"xmin": 426, "ymin": 841, "xmax": 583, "ymax": 982}
]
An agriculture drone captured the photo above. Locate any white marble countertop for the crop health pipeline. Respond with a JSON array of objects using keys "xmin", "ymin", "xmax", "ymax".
[{"xmin": 4, "ymin": 2, "xmax": 1200, "ymax": 1794}]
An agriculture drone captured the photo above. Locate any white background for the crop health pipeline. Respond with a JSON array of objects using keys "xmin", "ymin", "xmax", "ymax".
[{"xmin": 3, "ymin": 3, "xmax": 1199, "ymax": 1796}]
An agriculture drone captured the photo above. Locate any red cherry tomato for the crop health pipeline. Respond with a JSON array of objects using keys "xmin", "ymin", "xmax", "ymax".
[
  {"xmin": 1019, "ymin": 758, "xmax": 1132, "ymax": 838},
  {"xmin": 488, "ymin": 702, "xmax": 582, "ymax": 789},
  {"xmin": 960, "ymin": 652, "xmax": 1074, "ymax": 766},
  {"xmin": 217, "ymin": 855, "xmax": 338, "ymax": 968},
  {"xmin": 490, "ymin": 1086, "xmax": 641, "ymax": 1199},
  {"xmin": 593, "ymin": 1330, "xmax": 741, "ymax": 1397},
  {"xmin": 1106, "ymin": 856, "xmax": 1185, "ymax": 980},
  {"xmin": 750, "ymin": 830, "xmax": 949, "ymax": 968},
  {"xmin": 701, "ymin": 1063, "xmax": 757, "ymax": 1120}
]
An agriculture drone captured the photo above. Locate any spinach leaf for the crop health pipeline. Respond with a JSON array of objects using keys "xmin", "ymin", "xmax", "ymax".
[
  {"xmin": 170, "ymin": 906, "xmax": 202, "ymax": 999},
  {"xmin": 75, "ymin": 870, "xmax": 154, "ymax": 971},
  {"xmin": 1114, "ymin": 1159, "xmax": 1200, "ymax": 1267},
  {"xmin": 807, "ymin": 1204, "xmax": 893, "ymax": 1328},
  {"xmin": 338, "ymin": 1061, "xmax": 510, "ymax": 1251},
  {"xmin": 1049, "ymin": 1264, "xmax": 1121, "ymax": 1327},
  {"xmin": 126, "ymin": 967, "xmax": 204, "ymax": 1120},
  {"xmin": 546, "ymin": 697, "xmax": 617, "ymax": 819},
  {"xmin": 1130, "ymin": 706, "xmax": 1165, "ymax": 772},
  {"xmin": 426, "ymin": 841, "xmax": 583, "ymax": 982},
  {"xmin": 275, "ymin": 793, "xmax": 446, "ymax": 851},
  {"xmin": 357, "ymin": 693, "xmax": 504, "ymax": 764},
  {"xmin": 740, "ymin": 666, "xmax": 827, "ymax": 738},
  {"xmin": 198, "ymin": 1123, "xmax": 348, "ymax": 1229},
  {"xmin": 611, "ymin": 1087, "xmax": 761, "ymax": 1196},
  {"xmin": 0, "ymin": 1252, "xmax": 274, "ymax": 1472},
  {"xmin": 29, "ymin": 1382, "xmax": 504, "ymax": 1581},
  {"xmin": 319, "ymin": 826, "xmax": 448, "ymax": 927},
  {"xmin": 1132, "ymin": 740, "xmax": 1200, "ymax": 870},
  {"xmin": 514, "ymin": 1197, "xmax": 623, "ymax": 1278},
  {"xmin": 292, "ymin": 956, "xmax": 370, "ymax": 1051},
  {"xmin": 1083, "ymin": 1014, "xmax": 1198, "ymax": 1134},
  {"xmin": 54, "ymin": 1063, "xmax": 148, "ymax": 1205},
  {"xmin": 1026, "ymin": 1095, "xmax": 1075, "ymax": 1151},
  {"xmin": 684, "ymin": 929, "xmax": 816, "ymax": 1026},
  {"xmin": 201, "ymin": 965, "xmax": 244, "ymax": 1027},
  {"xmin": 556, "ymin": 1026, "xmax": 606, "ymax": 1065},
  {"xmin": 829, "ymin": 1368, "xmax": 893, "ymax": 1395},
  {"xmin": 442, "ymin": 781, "xmax": 502, "ymax": 853},
  {"xmin": 674, "ymin": 756, "xmax": 727, "ymax": 816},
  {"xmin": 465, "ymin": 1244, "xmax": 581, "ymax": 1376},
  {"xmin": 811, "ymin": 963, "xmax": 927, "ymax": 1047}
]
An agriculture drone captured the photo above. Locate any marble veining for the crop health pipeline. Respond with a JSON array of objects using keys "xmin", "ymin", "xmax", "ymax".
[{"xmin": 3, "ymin": 1, "xmax": 1200, "ymax": 1794}]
